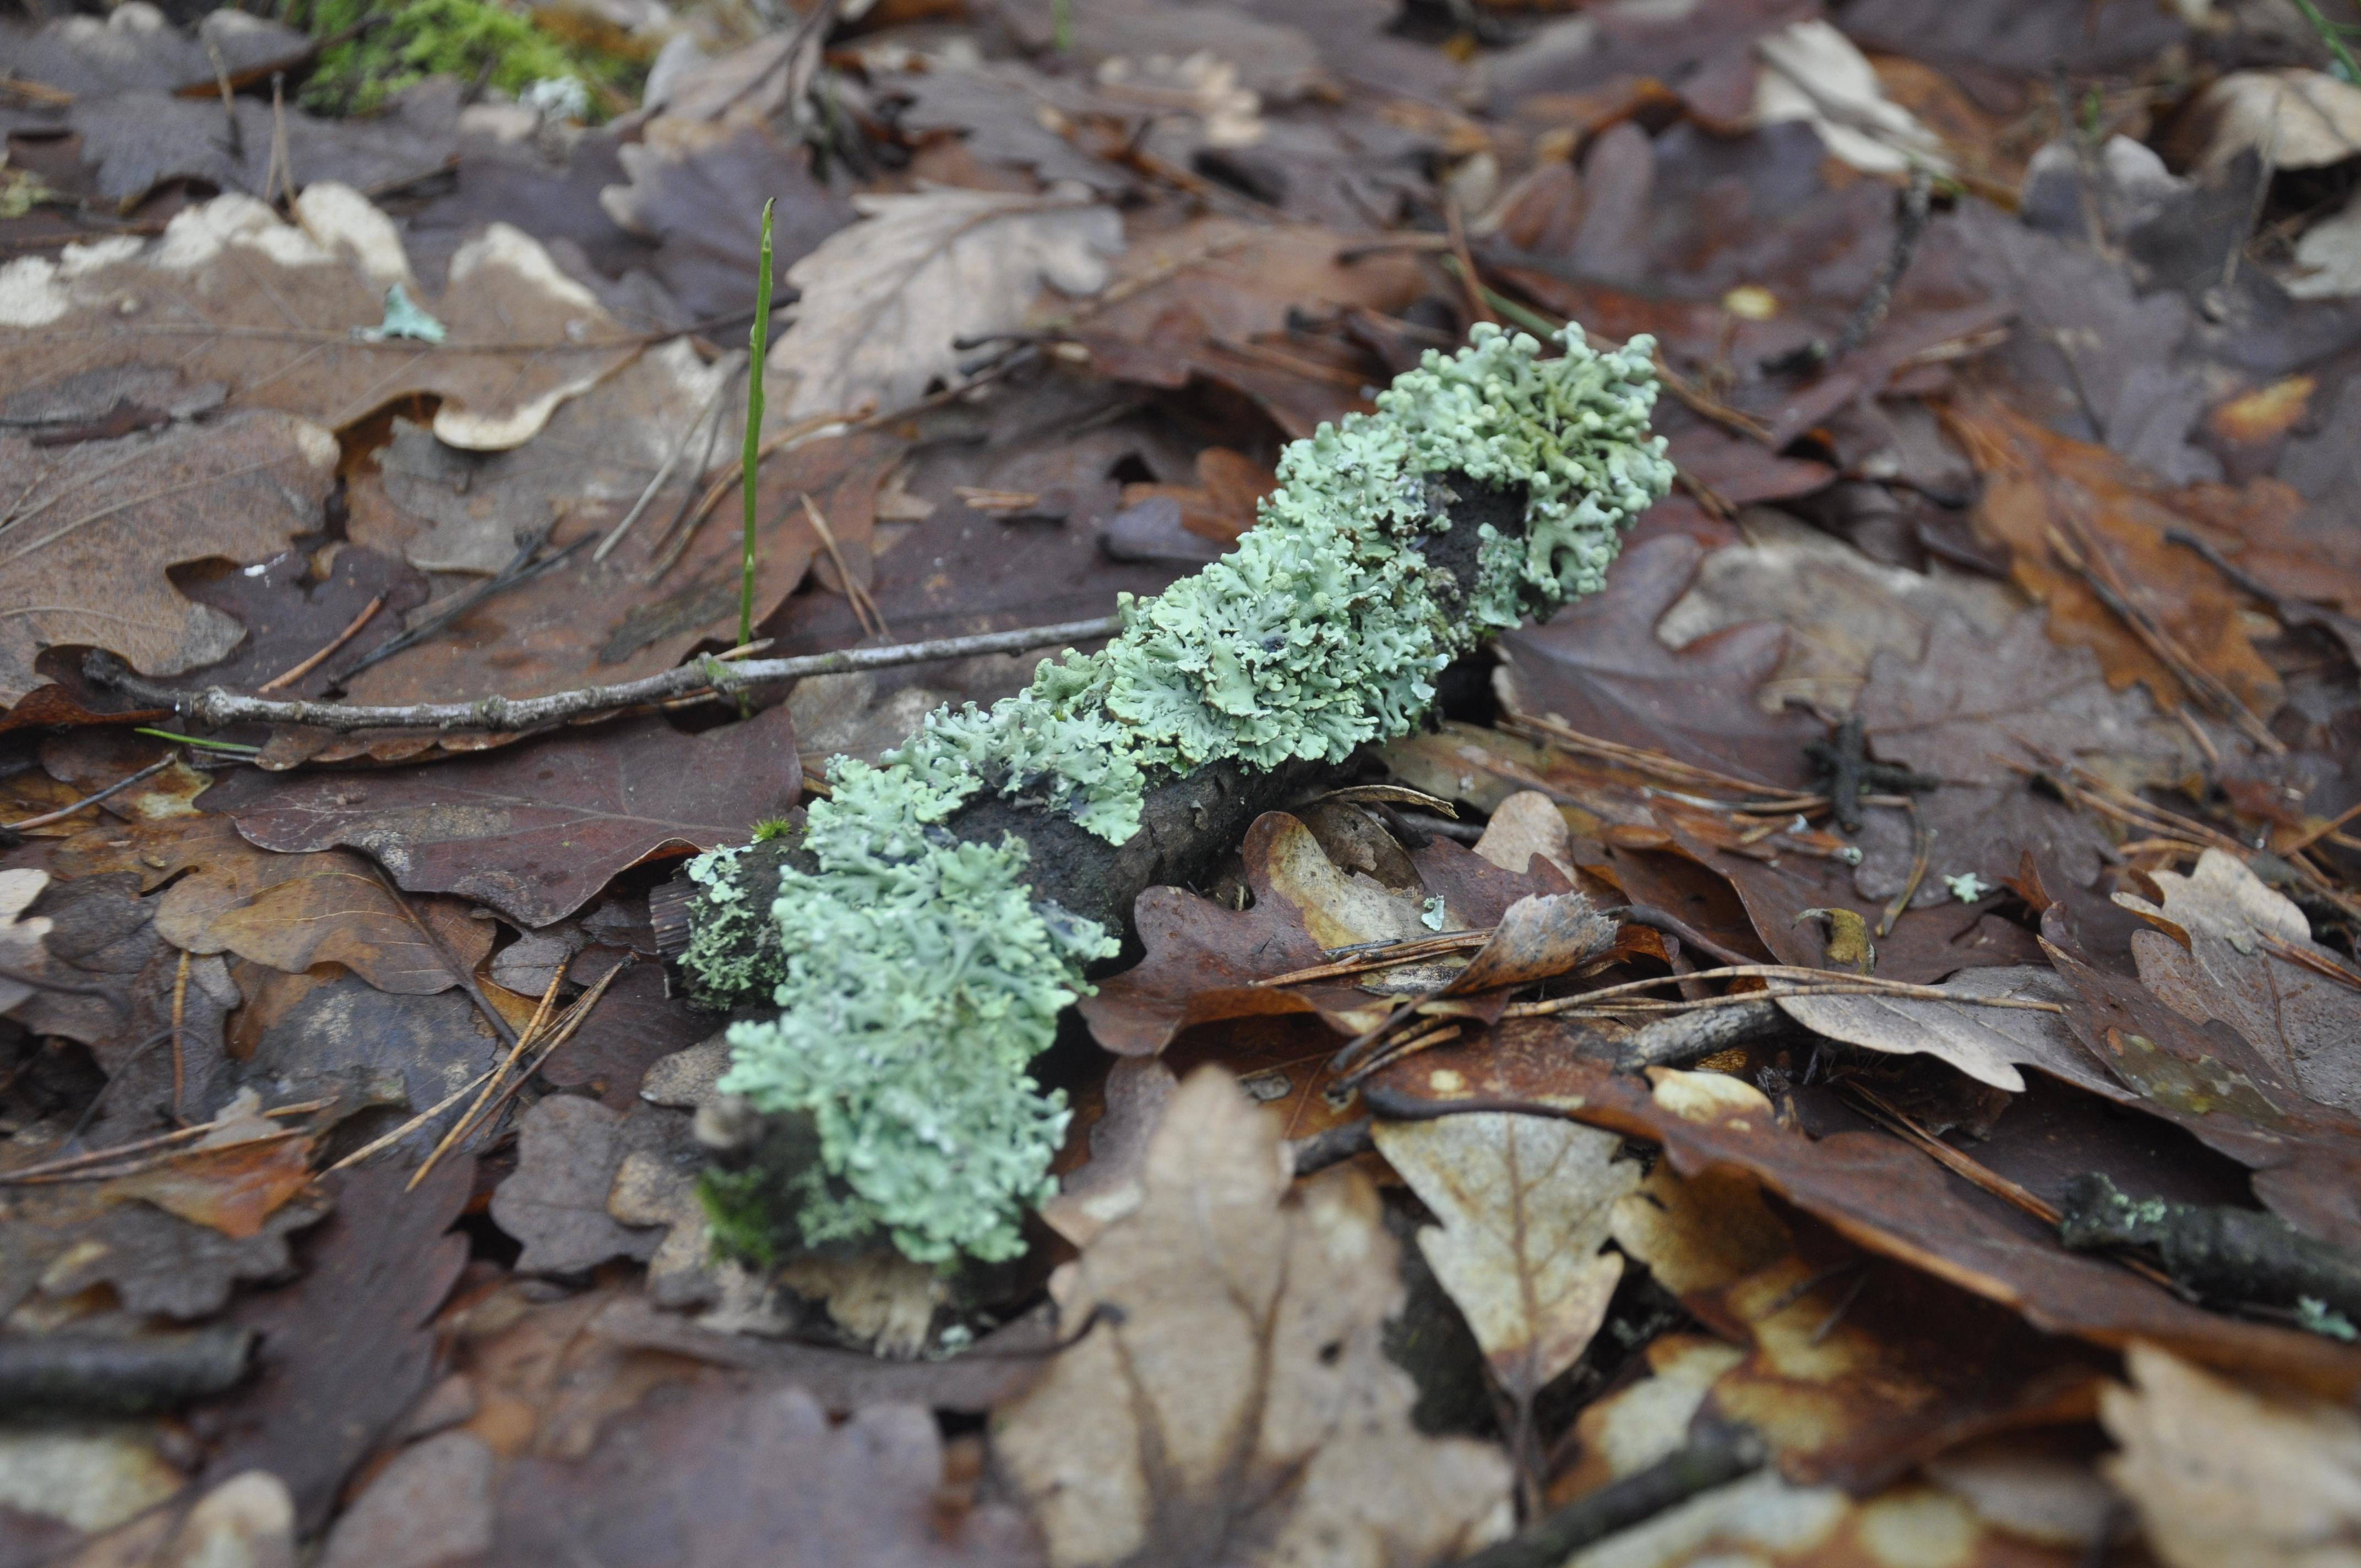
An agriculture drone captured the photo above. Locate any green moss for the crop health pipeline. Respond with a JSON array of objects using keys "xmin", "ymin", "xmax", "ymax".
[
  {"xmin": 300, "ymin": 0, "xmax": 641, "ymax": 119},
  {"xmin": 683, "ymin": 325, "xmax": 1669, "ymax": 1266}
]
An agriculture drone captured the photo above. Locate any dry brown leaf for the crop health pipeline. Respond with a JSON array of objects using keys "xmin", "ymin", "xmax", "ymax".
[
  {"xmin": 1372, "ymin": 1113, "xmax": 1638, "ymax": 1411},
  {"xmin": 991, "ymin": 1066, "xmax": 1513, "ymax": 1567},
  {"xmin": 0, "ymin": 184, "xmax": 638, "ymax": 450},
  {"xmin": 1772, "ymin": 965, "xmax": 2111, "ymax": 1095},
  {"xmin": 1075, "ymin": 217, "xmax": 1431, "ymax": 437},
  {"xmin": 2117, "ymin": 851, "xmax": 2361, "ymax": 1117},
  {"xmin": 51, "ymin": 813, "xmax": 493, "ymax": 995},
  {"xmin": 1946, "ymin": 394, "xmax": 2284, "ymax": 720},
  {"xmin": 1609, "ymin": 1156, "xmax": 2108, "ymax": 1491},
  {"xmin": 2102, "ymin": 1342, "xmax": 2361, "ymax": 1568},
  {"xmin": 771, "ymin": 188, "xmax": 1122, "ymax": 420},
  {"xmin": 0, "ymin": 412, "xmax": 336, "ymax": 707}
]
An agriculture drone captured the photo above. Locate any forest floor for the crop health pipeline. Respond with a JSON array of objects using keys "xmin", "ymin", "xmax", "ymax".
[{"xmin": 6, "ymin": 0, "xmax": 2361, "ymax": 1563}]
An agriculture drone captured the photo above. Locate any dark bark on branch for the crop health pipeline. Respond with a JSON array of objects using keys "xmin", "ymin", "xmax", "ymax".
[
  {"xmin": 2058, "ymin": 1172, "xmax": 2361, "ymax": 1325},
  {"xmin": 1454, "ymin": 1424, "xmax": 1768, "ymax": 1568},
  {"xmin": 0, "ymin": 1326, "xmax": 254, "ymax": 1415}
]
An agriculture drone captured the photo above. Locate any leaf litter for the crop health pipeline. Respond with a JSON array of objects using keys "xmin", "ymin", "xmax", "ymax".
[{"xmin": 9, "ymin": 1, "xmax": 2361, "ymax": 1565}]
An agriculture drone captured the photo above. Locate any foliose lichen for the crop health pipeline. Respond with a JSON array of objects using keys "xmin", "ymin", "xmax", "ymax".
[{"xmin": 684, "ymin": 324, "xmax": 1671, "ymax": 1265}]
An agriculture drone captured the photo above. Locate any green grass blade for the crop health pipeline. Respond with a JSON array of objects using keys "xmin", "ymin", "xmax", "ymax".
[{"xmin": 739, "ymin": 198, "xmax": 776, "ymax": 651}]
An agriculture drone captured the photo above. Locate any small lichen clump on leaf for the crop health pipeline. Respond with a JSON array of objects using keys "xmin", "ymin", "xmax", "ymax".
[{"xmin": 685, "ymin": 325, "xmax": 1671, "ymax": 1265}]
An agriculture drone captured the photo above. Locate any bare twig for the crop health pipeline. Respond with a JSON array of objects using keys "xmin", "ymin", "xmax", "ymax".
[
  {"xmin": 369, "ymin": 865, "xmax": 517, "ymax": 1050},
  {"xmin": 86, "ymin": 616, "xmax": 1128, "ymax": 735},
  {"xmin": 801, "ymin": 492, "xmax": 887, "ymax": 636},
  {"xmin": 2, "ymin": 756, "xmax": 174, "ymax": 834},
  {"xmin": 339, "ymin": 525, "xmax": 585, "ymax": 681},
  {"xmin": 595, "ymin": 358, "xmax": 738, "ymax": 563},
  {"xmin": 256, "ymin": 595, "xmax": 381, "ymax": 692},
  {"xmin": 408, "ymin": 968, "xmax": 563, "ymax": 1190}
]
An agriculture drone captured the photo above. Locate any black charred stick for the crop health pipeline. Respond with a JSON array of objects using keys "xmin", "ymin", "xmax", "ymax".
[{"xmin": 0, "ymin": 1326, "xmax": 254, "ymax": 1415}]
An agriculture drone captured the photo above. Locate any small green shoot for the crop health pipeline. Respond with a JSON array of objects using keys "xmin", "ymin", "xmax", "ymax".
[
  {"xmin": 752, "ymin": 817, "xmax": 796, "ymax": 842},
  {"xmin": 135, "ymin": 728, "xmax": 261, "ymax": 755},
  {"xmin": 2292, "ymin": 0, "xmax": 2361, "ymax": 84},
  {"xmin": 1053, "ymin": 0, "xmax": 1075, "ymax": 51},
  {"xmin": 739, "ymin": 198, "xmax": 776, "ymax": 654}
]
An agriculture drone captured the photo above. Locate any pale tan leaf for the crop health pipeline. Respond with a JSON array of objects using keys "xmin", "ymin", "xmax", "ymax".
[
  {"xmin": 2102, "ymin": 1342, "xmax": 2361, "ymax": 1568},
  {"xmin": 0, "ymin": 184, "xmax": 637, "ymax": 451},
  {"xmin": 771, "ymin": 188, "xmax": 1122, "ymax": 420},
  {"xmin": 1771, "ymin": 965, "xmax": 2113, "ymax": 1096},
  {"xmin": 992, "ymin": 1067, "xmax": 1512, "ymax": 1568},
  {"xmin": 1372, "ymin": 1112, "xmax": 1638, "ymax": 1402},
  {"xmin": 2117, "ymin": 850, "xmax": 2361, "ymax": 1114}
]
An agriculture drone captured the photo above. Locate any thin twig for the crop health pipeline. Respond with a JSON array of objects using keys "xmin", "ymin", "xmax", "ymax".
[
  {"xmin": 801, "ymin": 492, "xmax": 886, "ymax": 636},
  {"xmin": 88, "ymin": 616, "xmax": 1127, "ymax": 735},
  {"xmin": 407, "ymin": 967, "xmax": 563, "ymax": 1191},
  {"xmin": 256, "ymin": 595, "xmax": 381, "ymax": 692},
  {"xmin": 368, "ymin": 865, "xmax": 518, "ymax": 1050},
  {"xmin": 2, "ymin": 757, "xmax": 174, "ymax": 834},
  {"xmin": 0, "ymin": 1101, "xmax": 328, "ymax": 1184},
  {"xmin": 168, "ymin": 949, "xmax": 190, "ymax": 1126},
  {"xmin": 1879, "ymin": 804, "xmax": 1932, "ymax": 938},
  {"xmin": 1502, "ymin": 965, "xmax": 2065, "ymax": 1019},
  {"xmin": 596, "ymin": 359, "xmax": 738, "ymax": 564},
  {"xmin": 459, "ymin": 958, "xmax": 627, "ymax": 1146}
]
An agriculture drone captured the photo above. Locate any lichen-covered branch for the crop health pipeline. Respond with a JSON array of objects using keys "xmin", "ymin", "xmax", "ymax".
[
  {"xmin": 679, "ymin": 325, "xmax": 1675, "ymax": 1265},
  {"xmin": 2058, "ymin": 1172, "xmax": 2361, "ymax": 1333}
]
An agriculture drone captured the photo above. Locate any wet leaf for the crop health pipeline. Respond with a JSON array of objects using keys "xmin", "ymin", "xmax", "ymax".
[
  {"xmin": 1772, "ymin": 965, "xmax": 2110, "ymax": 1095},
  {"xmin": 489, "ymin": 1097, "xmax": 668, "ymax": 1275},
  {"xmin": 2118, "ymin": 851, "xmax": 2361, "ymax": 1117},
  {"xmin": 51, "ymin": 813, "xmax": 496, "ymax": 997},
  {"xmin": 1611, "ymin": 1157, "xmax": 2108, "ymax": 1490},
  {"xmin": 493, "ymin": 1378, "xmax": 1043, "ymax": 1567},
  {"xmin": 600, "ymin": 124, "xmax": 854, "ymax": 323},
  {"xmin": 0, "ymin": 413, "xmax": 337, "ymax": 709},
  {"xmin": 992, "ymin": 1067, "xmax": 1513, "ymax": 1566},
  {"xmin": 203, "ymin": 1161, "xmax": 474, "ymax": 1532},
  {"xmin": 1945, "ymin": 394, "xmax": 2285, "ymax": 720},
  {"xmin": 1074, "ymin": 218, "xmax": 1432, "ymax": 436},
  {"xmin": 211, "ymin": 707, "xmax": 797, "ymax": 927},
  {"xmin": 1497, "ymin": 535, "xmax": 1824, "ymax": 792},
  {"xmin": 1081, "ymin": 812, "xmax": 1568, "ymax": 1055},
  {"xmin": 1364, "ymin": 1020, "xmax": 2361, "ymax": 1393},
  {"xmin": 1372, "ymin": 1113, "xmax": 1638, "ymax": 1410}
]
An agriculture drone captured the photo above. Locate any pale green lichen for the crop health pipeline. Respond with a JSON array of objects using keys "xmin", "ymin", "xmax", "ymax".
[{"xmin": 684, "ymin": 324, "xmax": 1671, "ymax": 1265}]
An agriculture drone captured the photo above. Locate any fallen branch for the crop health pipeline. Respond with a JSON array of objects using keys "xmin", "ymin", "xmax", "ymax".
[{"xmin": 82, "ymin": 615, "xmax": 1127, "ymax": 735}]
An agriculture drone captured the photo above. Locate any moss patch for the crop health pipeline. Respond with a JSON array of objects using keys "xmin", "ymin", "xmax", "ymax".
[{"xmin": 300, "ymin": 0, "xmax": 646, "ymax": 118}]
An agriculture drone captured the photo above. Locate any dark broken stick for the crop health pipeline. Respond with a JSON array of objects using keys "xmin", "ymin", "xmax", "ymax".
[{"xmin": 2058, "ymin": 1172, "xmax": 2361, "ymax": 1327}]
